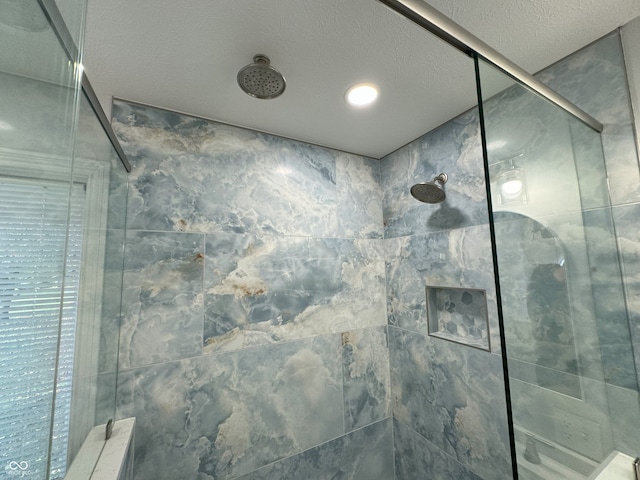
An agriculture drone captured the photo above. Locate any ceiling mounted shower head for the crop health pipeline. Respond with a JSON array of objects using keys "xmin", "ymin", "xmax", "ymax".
[
  {"xmin": 410, "ymin": 173, "xmax": 448, "ymax": 204},
  {"xmin": 237, "ymin": 54, "xmax": 286, "ymax": 99}
]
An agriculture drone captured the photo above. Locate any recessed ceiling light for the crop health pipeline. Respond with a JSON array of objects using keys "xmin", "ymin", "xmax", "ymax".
[{"xmin": 345, "ymin": 83, "xmax": 379, "ymax": 107}]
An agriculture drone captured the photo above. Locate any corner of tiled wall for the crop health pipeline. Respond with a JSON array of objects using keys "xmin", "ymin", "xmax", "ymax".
[{"xmin": 380, "ymin": 106, "xmax": 512, "ymax": 480}]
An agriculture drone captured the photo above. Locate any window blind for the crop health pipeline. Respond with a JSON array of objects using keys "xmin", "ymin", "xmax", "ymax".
[{"xmin": 0, "ymin": 178, "xmax": 85, "ymax": 480}]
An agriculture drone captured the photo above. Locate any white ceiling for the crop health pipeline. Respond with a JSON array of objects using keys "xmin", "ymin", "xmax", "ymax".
[{"xmin": 80, "ymin": 0, "xmax": 640, "ymax": 159}]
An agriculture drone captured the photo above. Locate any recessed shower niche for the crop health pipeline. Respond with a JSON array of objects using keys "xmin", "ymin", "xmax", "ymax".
[{"xmin": 426, "ymin": 286, "xmax": 490, "ymax": 351}]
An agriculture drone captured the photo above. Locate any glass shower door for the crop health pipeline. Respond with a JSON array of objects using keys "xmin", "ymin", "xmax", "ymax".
[
  {"xmin": 0, "ymin": 0, "xmax": 87, "ymax": 478},
  {"xmin": 476, "ymin": 56, "xmax": 640, "ymax": 478}
]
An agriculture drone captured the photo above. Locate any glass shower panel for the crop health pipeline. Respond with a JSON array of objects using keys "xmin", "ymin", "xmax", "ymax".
[
  {"xmin": 476, "ymin": 57, "xmax": 640, "ymax": 478},
  {"xmin": 62, "ymin": 91, "xmax": 128, "ymax": 470},
  {"xmin": 0, "ymin": 0, "xmax": 85, "ymax": 479},
  {"xmin": 53, "ymin": 0, "xmax": 88, "ymax": 50}
]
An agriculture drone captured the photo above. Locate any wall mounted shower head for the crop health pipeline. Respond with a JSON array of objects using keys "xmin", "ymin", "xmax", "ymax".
[
  {"xmin": 237, "ymin": 54, "xmax": 286, "ymax": 99},
  {"xmin": 410, "ymin": 173, "xmax": 448, "ymax": 203}
]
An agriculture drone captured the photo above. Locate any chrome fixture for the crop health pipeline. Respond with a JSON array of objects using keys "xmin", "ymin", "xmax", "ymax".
[
  {"xmin": 376, "ymin": 0, "xmax": 603, "ymax": 133},
  {"xmin": 237, "ymin": 55, "xmax": 286, "ymax": 99},
  {"xmin": 410, "ymin": 173, "xmax": 448, "ymax": 203}
]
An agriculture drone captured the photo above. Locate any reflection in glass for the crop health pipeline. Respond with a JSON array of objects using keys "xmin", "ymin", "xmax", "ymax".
[
  {"xmin": 0, "ymin": 0, "xmax": 126, "ymax": 478},
  {"xmin": 494, "ymin": 156, "xmax": 528, "ymax": 206},
  {"xmin": 494, "ymin": 212, "xmax": 580, "ymax": 398},
  {"xmin": 478, "ymin": 55, "xmax": 640, "ymax": 476}
]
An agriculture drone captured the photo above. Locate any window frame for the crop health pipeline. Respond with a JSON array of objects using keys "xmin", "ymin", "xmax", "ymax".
[{"xmin": 0, "ymin": 145, "xmax": 111, "ymax": 473}]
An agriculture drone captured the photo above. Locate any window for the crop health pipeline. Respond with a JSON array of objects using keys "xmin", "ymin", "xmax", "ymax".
[
  {"xmin": 0, "ymin": 178, "xmax": 85, "ymax": 479},
  {"xmin": 0, "ymin": 149, "xmax": 110, "ymax": 479}
]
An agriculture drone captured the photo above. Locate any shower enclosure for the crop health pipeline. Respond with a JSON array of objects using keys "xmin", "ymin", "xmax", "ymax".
[
  {"xmin": 0, "ymin": 0, "xmax": 128, "ymax": 478},
  {"xmin": 2, "ymin": 0, "xmax": 639, "ymax": 478},
  {"xmin": 476, "ymin": 53, "xmax": 640, "ymax": 477},
  {"xmin": 382, "ymin": 0, "xmax": 640, "ymax": 476}
]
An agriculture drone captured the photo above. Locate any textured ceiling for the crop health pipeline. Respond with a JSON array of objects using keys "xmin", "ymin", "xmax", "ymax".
[{"xmin": 77, "ymin": 0, "xmax": 640, "ymax": 159}]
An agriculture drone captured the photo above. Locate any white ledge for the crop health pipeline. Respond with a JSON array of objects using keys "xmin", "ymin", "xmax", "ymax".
[
  {"xmin": 65, "ymin": 418, "xmax": 135, "ymax": 480},
  {"xmin": 589, "ymin": 451, "xmax": 636, "ymax": 480}
]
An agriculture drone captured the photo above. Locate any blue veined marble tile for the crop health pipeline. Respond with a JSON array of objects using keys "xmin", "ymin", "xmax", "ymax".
[
  {"xmin": 236, "ymin": 418, "xmax": 393, "ymax": 480},
  {"xmin": 380, "ymin": 142, "xmax": 409, "ymax": 188},
  {"xmin": 582, "ymin": 208, "xmax": 638, "ymax": 390},
  {"xmin": 605, "ymin": 384, "xmax": 640, "ymax": 457},
  {"xmin": 384, "ymin": 236, "xmax": 405, "ymax": 327},
  {"xmin": 336, "ymin": 153, "xmax": 383, "ymax": 239},
  {"xmin": 119, "ymin": 231, "xmax": 204, "ymax": 369},
  {"xmin": 393, "ymin": 418, "xmax": 484, "ymax": 480},
  {"xmin": 381, "ymin": 109, "xmax": 488, "ymax": 238},
  {"xmin": 482, "ymin": 44, "xmax": 635, "ymax": 212},
  {"xmin": 342, "ymin": 327, "xmax": 391, "ymax": 431},
  {"xmin": 203, "ymin": 234, "xmax": 322, "ymax": 352},
  {"xmin": 612, "ymin": 203, "xmax": 640, "ymax": 389},
  {"xmin": 385, "ymin": 226, "xmax": 500, "ymax": 353},
  {"xmin": 112, "ymin": 100, "xmax": 381, "ymax": 239},
  {"xmin": 569, "ymin": 120, "xmax": 611, "ymax": 210},
  {"xmin": 112, "ymin": 100, "xmax": 338, "ymax": 237},
  {"xmin": 116, "ymin": 335, "xmax": 344, "ymax": 480},
  {"xmin": 380, "ymin": 145, "xmax": 410, "ymax": 237},
  {"xmin": 388, "ymin": 327, "xmax": 512, "ymax": 480},
  {"xmin": 600, "ymin": 123, "xmax": 640, "ymax": 205},
  {"xmin": 535, "ymin": 32, "xmax": 640, "ymax": 206},
  {"xmin": 537, "ymin": 32, "xmax": 632, "ymax": 127},
  {"xmin": 203, "ymin": 234, "xmax": 386, "ymax": 354}
]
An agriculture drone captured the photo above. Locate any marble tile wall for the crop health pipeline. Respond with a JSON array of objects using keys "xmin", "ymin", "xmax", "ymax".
[
  {"xmin": 614, "ymin": 204, "xmax": 640, "ymax": 378},
  {"xmin": 381, "ymin": 105, "xmax": 512, "ymax": 478},
  {"xmin": 383, "ymin": 221, "xmax": 512, "ymax": 479},
  {"xmin": 117, "ymin": 334, "xmax": 343, "ymax": 479},
  {"xmin": 236, "ymin": 418, "xmax": 394, "ymax": 480},
  {"xmin": 393, "ymin": 418, "xmax": 483, "ymax": 480},
  {"xmin": 380, "ymin": 28, "xmax": 640, "ymax": 479},
  {"xmin": 381, "ymin": 109, "xmax": 488, "ymax": 239},
  {"xmin": 114, "ymin": 102, "xmax": 382, "ymax": 239},
  {"xmin": 111, "ymin": 100, "xmax": 391, "ymax": 479},
  {"xmin": 389, "ymin": 327, "xmax": 511, "ymax": 480},
  {"xmin": 537, "ymin": 32, "xmax": 640, "ymax": 207},
  {"xmin": 480, "ymin": 33, "xmax": 640, "ymax": 462},
  {"xmin": 536, "ymin": 31, "xmax": 640, "ymax": 456}
]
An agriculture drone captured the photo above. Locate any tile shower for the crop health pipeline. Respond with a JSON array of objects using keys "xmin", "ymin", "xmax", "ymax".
[
  {"xmin": 111, "ymin": 100, "xmax": 393, "ymax": 479},
  {"xmin": 110, "ymin": 31, "xmax": 640, "ymax": 480}
]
